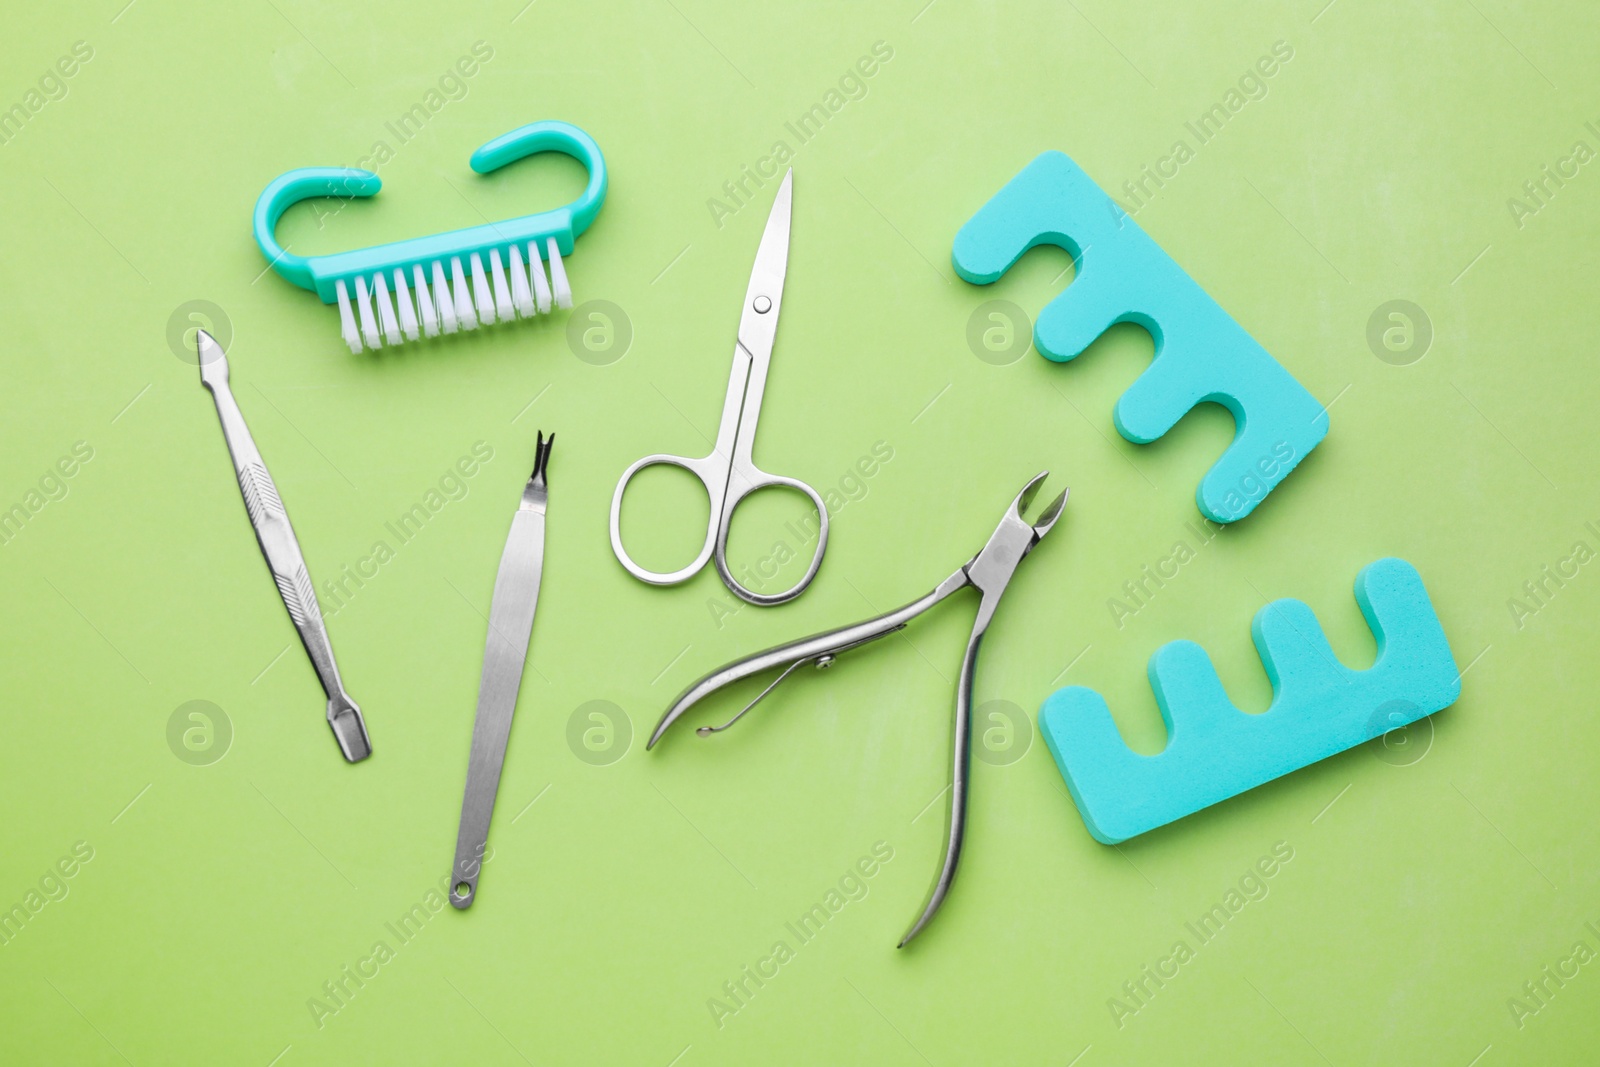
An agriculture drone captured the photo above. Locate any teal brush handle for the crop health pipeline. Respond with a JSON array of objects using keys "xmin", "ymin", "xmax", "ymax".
[{"xmin": 253, "ymin": 120, "xmax": 606, "ymax": 303}]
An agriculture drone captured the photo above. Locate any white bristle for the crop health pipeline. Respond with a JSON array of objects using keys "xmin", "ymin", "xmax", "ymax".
[
  {"xmin": 508, "ymin": 245, "xmax": 535, "ymax": 318},
  {"xmin": 354, "ymin": 275, "xmax": 382, "ymax": 349},
  {"xmin": 489, "ymin": 249, "xmax": 515, "ymax": 322},
  {"xmin": 333, "ymin": 242, "xmax": 574, "ymax": 352},
  {"xmin": 433, "ymin": 261, "xmax": 458, "ymax": 334},
  {"xmin": 413, "ymin": 264, "xmax": 439, "ymax": 338},
  {"xmin": 372, "ymin": 272, "xmax": 402, "ymax": 346},
  {"xmin": 336, "ymin": 279, "xmax": 363, "ymax": 354},
  {"xmin": 469, "ymin": 253, "xmax": 496, "ymax": 325},
  {"xmin": 545, "ymin": 237, "xmax": 572, "ymax": 310},
  {"xmin": 528, "ymin": 241, "xmax": 553, "ymax": 314},
  {"xmin": 393, "ymin": 269, "xmax": 420, "ymax": 341},
  {"xmin": 451, "ymin": 256, "xmax": 478, "ymax": 330}
]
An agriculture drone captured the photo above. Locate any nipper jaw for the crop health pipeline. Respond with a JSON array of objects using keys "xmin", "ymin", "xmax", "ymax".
[{"xmin": 963, "ymin": 471, "xmax": 1068, "ymax": 616}]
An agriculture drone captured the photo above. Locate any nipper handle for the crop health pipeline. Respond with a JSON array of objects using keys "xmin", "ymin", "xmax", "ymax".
[{"xmin": 647, "ymin": 571, "xmax": 970, "ymax": 748}]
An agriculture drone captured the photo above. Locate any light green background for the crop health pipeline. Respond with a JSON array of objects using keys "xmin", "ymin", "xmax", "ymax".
[{"xmin": 2, "ymin": 0, "xmax": 1596, "ymax": 1063}]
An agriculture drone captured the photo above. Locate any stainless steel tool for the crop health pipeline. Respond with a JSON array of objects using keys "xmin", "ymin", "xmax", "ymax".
[
  {"xmin": 197, "ymin": 329, "xmax": 371, "ymax": 762},
  {"xmin": 450, "ymin": 433, "xmax": 553, "ymax": 908},
  {"xmin": 609, "ymin": 170, "xmax": 828, "ymax": 606},
  {"xmin": 648, "ymin": 472, "xmax": 1067, "ymax": 946}
]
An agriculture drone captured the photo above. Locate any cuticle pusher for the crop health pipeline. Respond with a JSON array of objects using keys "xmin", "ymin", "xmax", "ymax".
[
  {"xmin": 449, "ymin": 432, "xmax": 553, "ymax": 908},
  {"xmin": 197, "ymin": 329, "xmax": 371, "ymax": 762}
]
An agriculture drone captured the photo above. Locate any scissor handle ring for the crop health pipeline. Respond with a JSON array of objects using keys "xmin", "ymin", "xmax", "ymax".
[
  {"xmin": 609, "ymin": 453, "xmax": 722, "ymax": 586},
  {"xmin": 713, "ymin": 473, "xmax": 830, "ymax": 606}
]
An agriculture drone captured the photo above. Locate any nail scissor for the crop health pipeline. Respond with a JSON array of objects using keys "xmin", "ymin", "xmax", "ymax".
[
  {"xmin": 609, "ymin": 170, "xmax": 828, "ymax": 606},
  {"xmin": 647, "ymin": 472, "xmax": 1068, "ymax": 946}
]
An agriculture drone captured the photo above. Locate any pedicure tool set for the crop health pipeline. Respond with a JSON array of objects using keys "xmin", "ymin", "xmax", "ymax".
[{"xmin": 197, "ymin": 120, "xmax": 1458, "ymax": 943}]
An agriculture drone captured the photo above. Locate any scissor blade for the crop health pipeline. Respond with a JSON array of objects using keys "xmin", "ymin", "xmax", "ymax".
[{"xmin": 738, "ymin": 169, "xmax": 792, "ymax": 363}]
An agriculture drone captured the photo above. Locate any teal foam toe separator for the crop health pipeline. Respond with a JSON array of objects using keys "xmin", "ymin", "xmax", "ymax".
[
  {"xmin": 1039, "ymin": 558, "xmax": 1460, "ymax": 844},
  {"xmin": 952, "ymin": 152, "xmax": 1327, "ymax": 523}
]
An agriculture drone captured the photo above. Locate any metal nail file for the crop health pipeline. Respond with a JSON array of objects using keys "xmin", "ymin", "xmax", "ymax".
[
  {"xmin": 450, "ymin": 433, "xmax": 553, "ymax": 908},
  {"xmin": 196, "ymin": 329, "xmax": 371, "ymax": 762}
]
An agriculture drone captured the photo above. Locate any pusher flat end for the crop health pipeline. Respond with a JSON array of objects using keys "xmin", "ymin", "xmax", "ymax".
[
  {"xmin": 195, "ymin": 328, "xmax": 229, "ymax": 390},
  {"xmin": 328, "ymin": 695, "xmax": 372, "ymax": 763}
]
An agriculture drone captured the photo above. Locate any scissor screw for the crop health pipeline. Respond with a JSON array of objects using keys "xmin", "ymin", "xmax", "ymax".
[
  {"xmin": 815, "ymin": 654, "xmax": 835, "ymax": 670},
  {"xmin": 753, "ymin": 295, "xmax": 772, "ymax": 313}
]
